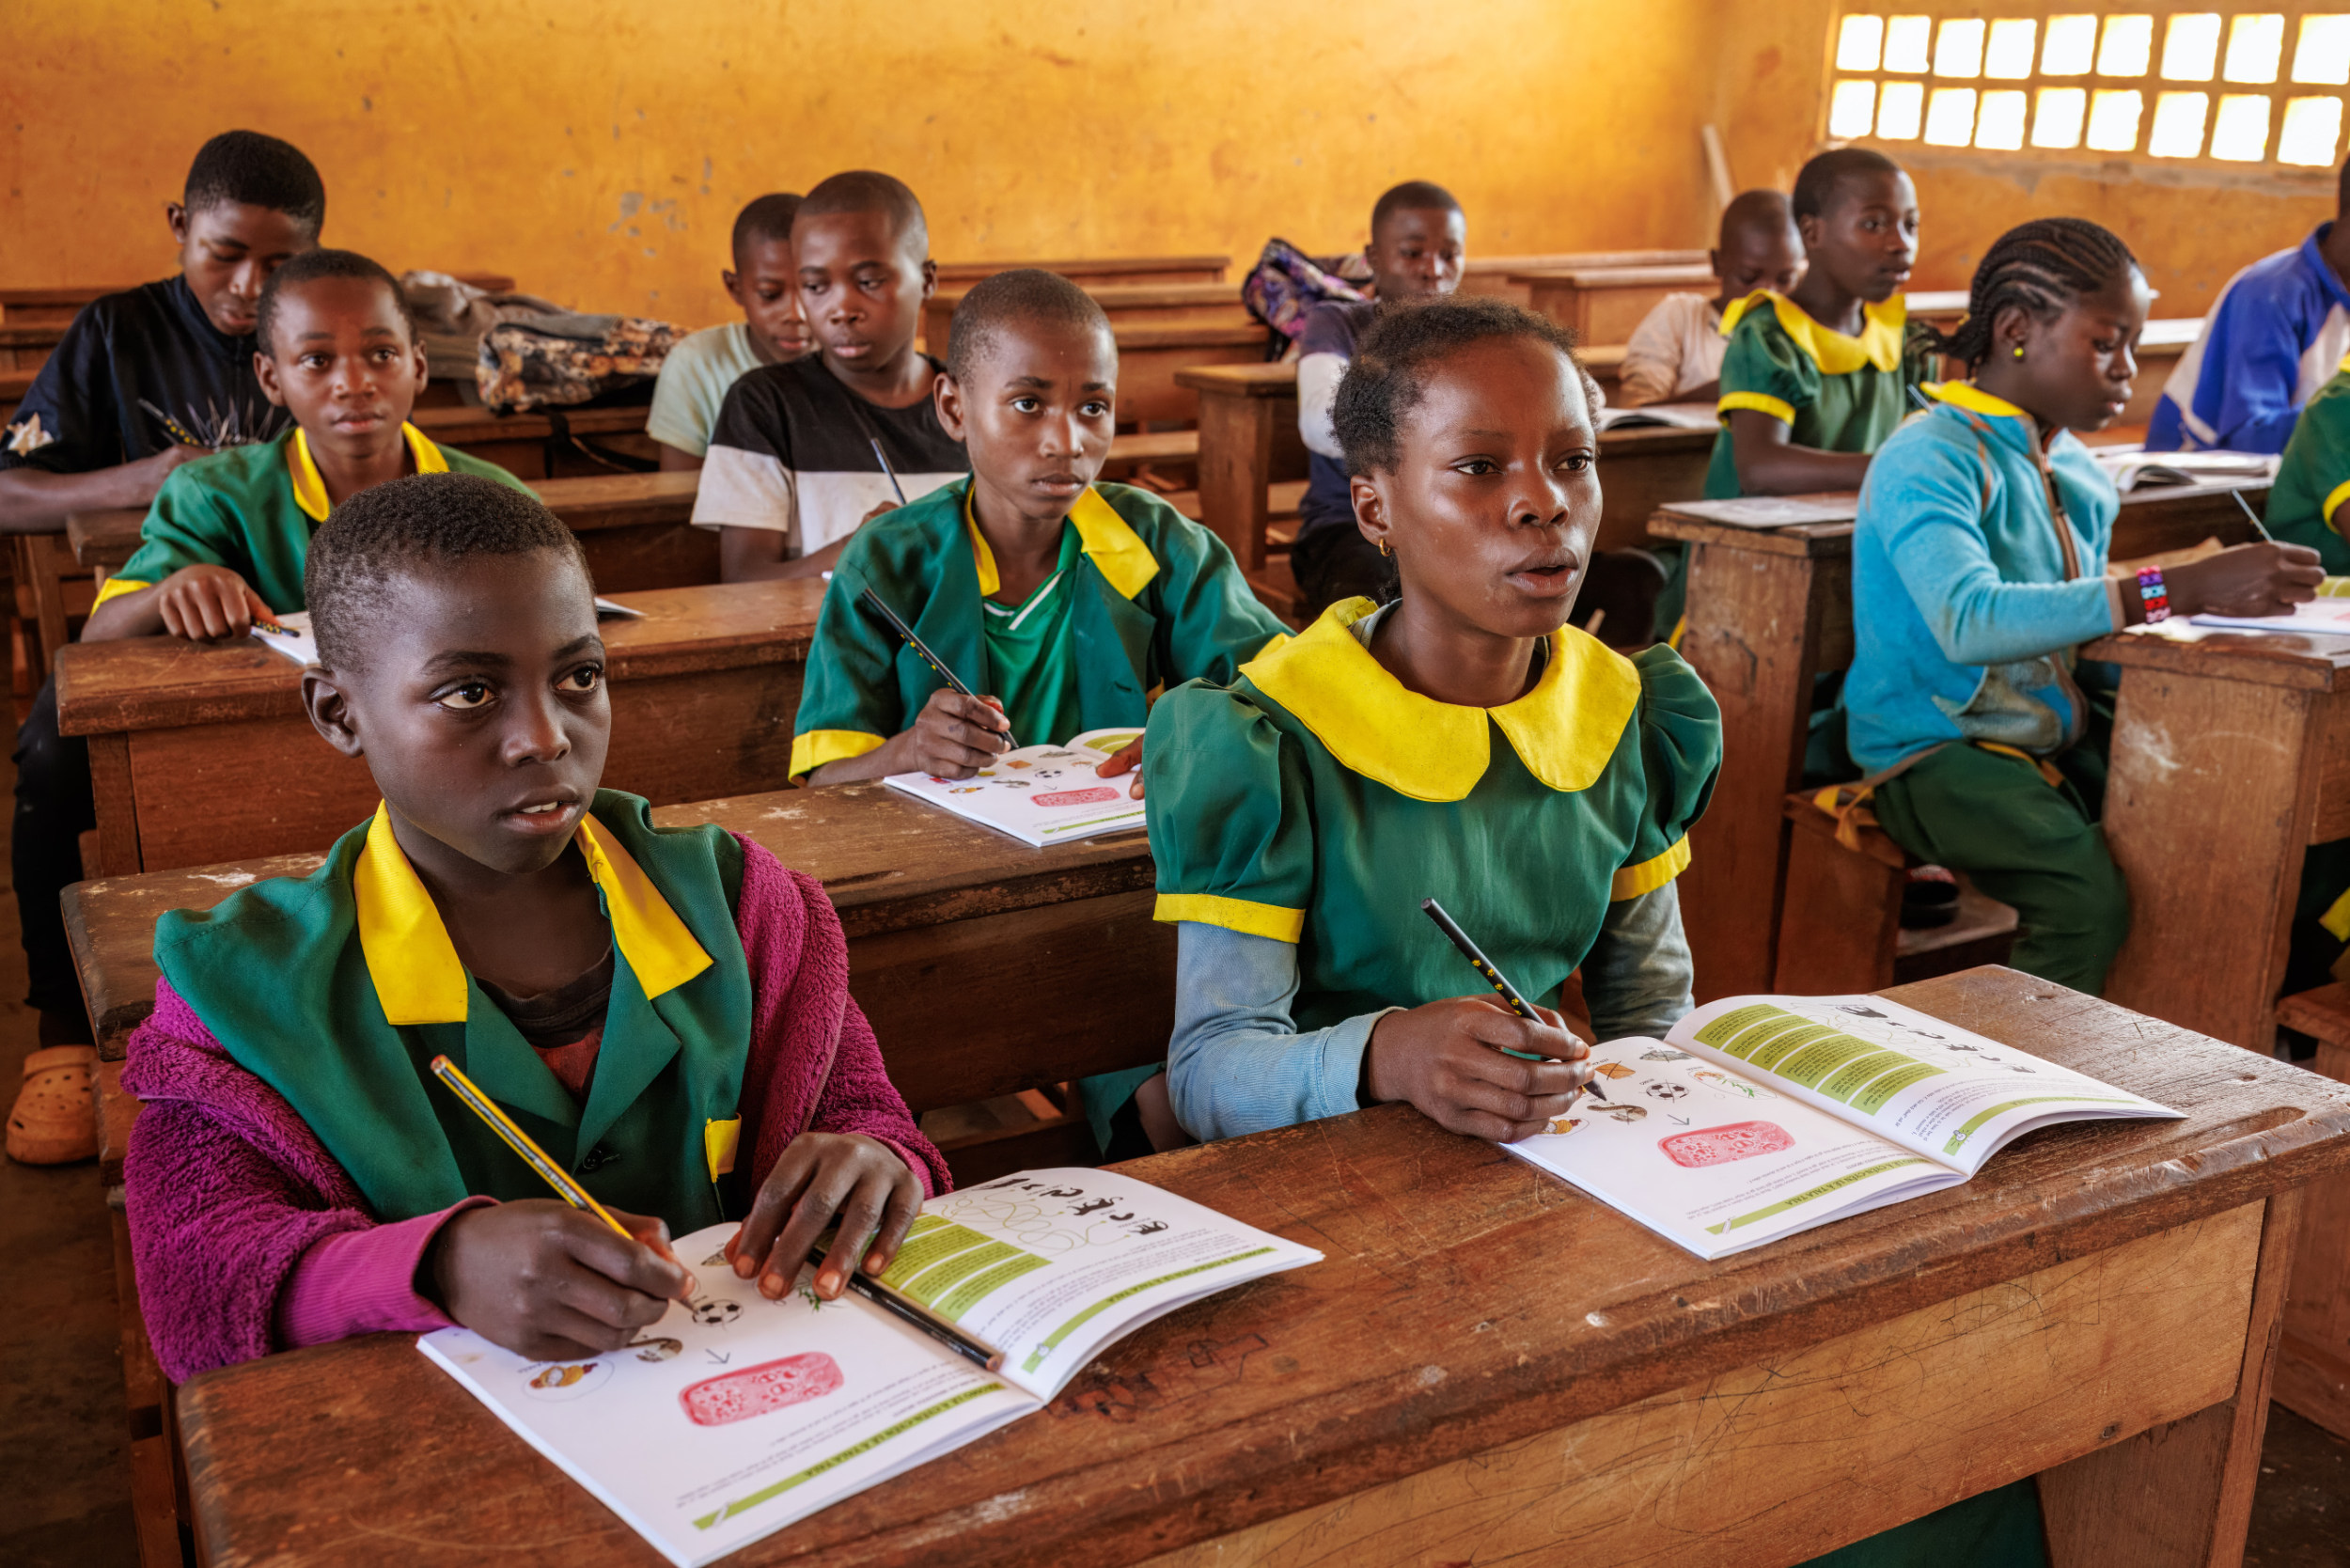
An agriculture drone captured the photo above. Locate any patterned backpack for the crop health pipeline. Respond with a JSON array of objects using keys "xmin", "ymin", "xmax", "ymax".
[
  {"xmin": 1241, "ymin": 239, "xmax": 1371, "ymax": 349},
  {"xmin": 475, "ymin": 313, "xmax": 680, "ymax": 415}
]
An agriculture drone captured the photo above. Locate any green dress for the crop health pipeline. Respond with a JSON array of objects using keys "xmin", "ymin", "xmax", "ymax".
[
  {"xmin": 1145, "ymin": 598, "xmax": 1721, "ymax": 1025},
  {"xmin": 1703, "ymin": 290, "xmax": 1928, "ymax": 499},
  {"xmin": 791, "ymin": 478, "xmax": 1289, "ymax": 778},
  {"xmin": 152, "ymin": 791, "xmax": 755, "ymax": 1229},
  {"xmin": 2267, "ymin": 352, "xmax": 2350, "ymax": 573},
  {"xmin": 101, "ymin": 423, "xmax": 533, "ymax": 614}
]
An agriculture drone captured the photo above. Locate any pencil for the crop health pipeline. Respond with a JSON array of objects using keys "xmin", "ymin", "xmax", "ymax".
[
  {"xmin": 808, "ymin": 1244, "xmax": 1006, "ymax": 1372},
  {"xmin": 855, "ymin": 587, "xmax": 1018, "ymax": 748},
  {"xmin": 428, "ymin": 1055, "xmax": 634, "ymax": 1240},
  {"xmin": 2231, "ymin": 486, "xmax": 2278, "ymax": 543},
  {"xmin": 869, "ymin": 437, "xmax": 909, "ymax": 505},
  {"xmin": 1418, "ymin": 898, "xmax": 1608, "ymax": 1098}
]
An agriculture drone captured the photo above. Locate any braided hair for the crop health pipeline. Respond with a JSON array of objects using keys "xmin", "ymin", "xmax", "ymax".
[{"xmin": 1930, "ymin": 218, "xmax": 2140, "ymax": 370}]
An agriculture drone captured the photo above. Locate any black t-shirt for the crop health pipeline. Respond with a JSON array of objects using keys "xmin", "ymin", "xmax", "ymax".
[
  {"xmin": 1, "ymin": 275, "xmax": 289, "ymax": 474},
  {"xmin": 691, "ymin": 353, "xmax": 969, "ymax": 559}
]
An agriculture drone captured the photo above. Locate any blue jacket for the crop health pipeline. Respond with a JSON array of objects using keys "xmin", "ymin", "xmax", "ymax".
[
  {"xmin": 1846, "ymin": 385, "xmax": 2123, "ymax": 773},
  {"xmin": 2148, "ymin": 224, "xmax": 2350, "ymax": 454}
]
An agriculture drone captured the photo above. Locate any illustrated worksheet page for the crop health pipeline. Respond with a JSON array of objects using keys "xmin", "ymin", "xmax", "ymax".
[{"xmin": 884, "ymin": 728, "xmax": 1144, "ymax": 846}]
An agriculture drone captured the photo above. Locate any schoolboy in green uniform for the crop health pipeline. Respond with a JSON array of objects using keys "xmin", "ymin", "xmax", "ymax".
[
  {"xmin": 85, "ymin": 248, "xmax": 531, "ymax": 639},
  {"xmin": 791, "ymin": 269, "xmax": 1286, "ymax": 787},
  {"xmin": 1705, "ymin": 147, "xmax": 1929, "ymax": 502},
  {"xmin": 2265, "ymin": 353, "xmax": 2350, "ymax": 574},
  {"xmin": 121, "ymin": 473, "xmax": 944, "ymax": 1381}
]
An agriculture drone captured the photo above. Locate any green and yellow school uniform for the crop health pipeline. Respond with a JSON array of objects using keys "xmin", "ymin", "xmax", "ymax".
[
  {"xmin": 790, "ymin": 478, "xmax": 1289, "ymax": 778},
  {"xmin": 1703, "ymin": 290, "xmax": 1925, "ymax": 499},
  {"xmin": 1146, "ymin": 598, "xmax": 1719, "ymax": 1023},
  {"xmin": 97, "ymin": 423, "xmax": 533, "ymax": 613},
  {"xmin": 2267, "ymin": 353, "xmax": 2350, "ymax": 574},
  {"xmin": 152, "ymin": 791, "xmax": 753, "ymax": 1228}
]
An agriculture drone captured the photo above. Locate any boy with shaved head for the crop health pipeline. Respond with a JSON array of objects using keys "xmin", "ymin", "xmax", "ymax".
[
  {"xmin": 1617, "ymin": 190, "xmax": 1804, "ymax": 408},
  {"xmin": 692, "ymin": 171, "xmax": 967, "ymax": 581}
]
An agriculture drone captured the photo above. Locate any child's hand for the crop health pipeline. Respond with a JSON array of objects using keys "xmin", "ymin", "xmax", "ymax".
[
  {"xmin": 726, "ymin": 1132, "xmax": 923, "ymax": 1301},
  {"xmin": 859, "ymin": 500, "xmax": 901, "ymax": 525},
  {"xmin": 1093, "ymin": 737, "xmax": 1145, "ymax": 798},
  {"xmin": 429, "ymin": 1200, "xmax": 697, "ymax": 1362},
  {"xmin": 127, "ymin": 443, "xmax": 214, "ymax": 504},
  {"xmin": 1363, "ymin": 996, "xmax": 1592, "ymax": 1142},
  {"xmin": 2169, "ymin": 541, "xmax": 2325, "ymax": 620},
  {"xmin": 151, "ymin": 563, "xmax": 273, "ymax": 641},
  {"xmin": 886, "ymin": 687, "xmax": 1011, "ymax": 778}
]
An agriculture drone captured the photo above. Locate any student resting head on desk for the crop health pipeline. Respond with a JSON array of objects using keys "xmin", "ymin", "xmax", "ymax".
[
  {"xmin": 1845, "ymin": 218, "xmax": 2325, "ymax": 999},
  {"xmin": 120, "ymin": 473, "xmax": 948, "ymax": 1381},
  {"xmin": 0, "ymin": 129, "xmax": 322, "ymax": 532},
  {"xmin": 8, "ymin": 248, "xmax": 533, "ymax": 1055},
  {"xmin": 791, "ymin": 269, "xmax": 1289, "ymax": 1162},
  {"xmin": 1292, "ymin": 180, "xmax": 1467, "ymax": 620},
  {"xmin": 691, "ymin": 170, "xmax": 969, "ymax": 584},
  {"xmin": 1615, "ymin": 188, "xmax": 1803, "ymax": 410},
  {"xmin": 648, "ymin": 191, "xmax": 812, "ymax": 471}
]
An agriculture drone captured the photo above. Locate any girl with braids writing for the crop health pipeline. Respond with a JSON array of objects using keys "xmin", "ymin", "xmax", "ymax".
[{"xmin": 1847, "ymin": 218, "xmax": 2322, "ymax": 996}]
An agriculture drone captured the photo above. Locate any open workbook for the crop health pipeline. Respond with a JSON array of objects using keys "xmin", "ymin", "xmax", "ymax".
[
  {"xmin": 1507, "ymin": 993, "xmax": 2181, "ymax": 1261},
  {"xmin": 420, "ymin": 1169, "xmax": 1319, "ymax": 1567},
  {"xmin": 884, "ymin": 727, "xmax": 1145, "ymax": 847}
]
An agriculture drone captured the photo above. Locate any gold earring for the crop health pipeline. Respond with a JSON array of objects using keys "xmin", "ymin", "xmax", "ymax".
[{"xmin": 1377, "ymin": 540, "xmax": 1391, "ymax": 557}]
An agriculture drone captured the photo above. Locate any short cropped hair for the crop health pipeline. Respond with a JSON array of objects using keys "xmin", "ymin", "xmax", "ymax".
[
  {"xmin": 795, "ymin": 171, "xmax": 928, "ymax": 258},
  {"xmin": 1718, "ymin": 188, "xmax": 1797, "ymax": 249},
  {"xmin": 256, "ymin": 249, "xmax": 414, "ymax": 357},
  {"xmin": 306, "ymin": 474, "xmax": 589, "ymax": 670},
  {"xmin": 183, "ymin": 131, "xmax": 326, "ymax": 232},
  {"xmin": 946, "ymin": 269, "xmax": 1112, "ymax": 384},
  {"xmin": 1332, "ymin": 296, "xmax": 1591, "ymax": 477},
  {"xmin": 731, "ymin": 193, "xmax": 804, "ymax": 265},
  {"xmin": 1371, "ymin": 180, "xmax": 1464, "ymax": 242},
  {"xmin": 1792, "ymin": 147, "xmax": 1904, "ymax": 221}
]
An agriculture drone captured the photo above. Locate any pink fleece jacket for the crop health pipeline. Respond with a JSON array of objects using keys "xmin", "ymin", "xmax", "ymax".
[{"xmin": 121, "ymin": 833, "xmax": 949, "ymax": 1384}]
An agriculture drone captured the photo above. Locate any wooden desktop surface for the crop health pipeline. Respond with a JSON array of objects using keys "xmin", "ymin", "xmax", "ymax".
[
  {"xmin": 932, "ymin": 256, "xmax": 1229, "ymax": 288},
  {"xmin": 167, "ymin": 965, "xmax": 2350, "ymax": 1568},
  {"xmin": 55, "ymin": 578, "xmax": 825, "ymax": 876}
]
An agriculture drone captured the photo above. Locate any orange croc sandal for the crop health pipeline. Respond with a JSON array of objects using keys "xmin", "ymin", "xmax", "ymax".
[{"xmin": 7, "ymin": 1043, "xmax": 99, "ymax": 1166}]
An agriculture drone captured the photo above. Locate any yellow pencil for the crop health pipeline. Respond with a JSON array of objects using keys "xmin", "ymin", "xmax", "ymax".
[{"xmin": 428, "ymin": 1054, "xmax": 634, "ymax": 1240}]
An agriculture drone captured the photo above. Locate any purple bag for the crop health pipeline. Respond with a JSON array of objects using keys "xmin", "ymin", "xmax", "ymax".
[{"xmin": 1242, "ymin": 238, "xmax": 1371, "ymax": 345}]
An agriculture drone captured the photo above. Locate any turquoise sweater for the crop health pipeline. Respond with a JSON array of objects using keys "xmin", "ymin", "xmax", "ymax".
[{"xmin": 1845, "ymin": 386, "xmax": 2124, "ymax": 773}]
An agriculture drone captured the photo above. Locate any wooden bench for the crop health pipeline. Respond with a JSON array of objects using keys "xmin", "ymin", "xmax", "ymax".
[
  {"xmin": 1, "ymin": 366, "xmax": 31, "ymax": 425},
  {"xmin": 0, "ymin": 274, "xmax": 519, "ymax": 326},
  {"xmin": 1516, "ymin": 263, "xmax": 1717, "ymax": 344},
  {"xmin": 161, "ymin": 965, "xmax": 2350, "ymax": 1568},
  {"xmin": 1775, "ymin": 791, "xmax": 2019, "ymax": 995},
  {"xmin": 934, "ymin": 255, "xmax": 1228, "ymax": 288},
  {"xmin": 0, "ymin": 321, "xmax": 65, "ymax": 372},
  {"xmin": 2272, "ymin": 981, "xmax": 2350, "ymax": 1442},
  {"xmin": 922, "ymin": 281, "xmax": 1250, "ymax": 359},
  {"xmin": 1462, "ymin": 250, "xmax": 1707, "ymax": 306},
  {"xmin": 54, "ymin": 577, "xmax": 825, "ymax": 877},
  {"xmin": 1653, "ymin": 478, "xmax": 2271, "ymax": 1002},
  {"xmin": 408, "ymin": 403, "xmax": 660, "ymax": 480}
]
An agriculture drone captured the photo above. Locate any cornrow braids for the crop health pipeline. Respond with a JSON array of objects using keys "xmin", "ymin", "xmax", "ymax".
[
  {"xmin": 1332, "ymin": 296, "xmax": 1596, "ymax": 477},
  {"xmin": 1929, "ymin": 217, "xmax": 2139, "ymax": 370}
]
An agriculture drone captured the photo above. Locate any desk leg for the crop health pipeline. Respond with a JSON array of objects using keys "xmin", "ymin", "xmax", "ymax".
[
  {"xmin": 1674, "ymin": 541, "xmax": 1828, "ymax": 998},
  {"xmin": 1194, "ymin": 392, "xmax": 1276, "ymax": 572},
  {"xmin": 86, "ymin": 733, "xmax": 141, "ymax": 877},
  {"xmin": 2101, "ymin": 668, "xmax": 2318, "ymax": 1049},
  {"xmin": 2040, "ymin": 1186, "xmax": 2302, "ymax": 1568}
]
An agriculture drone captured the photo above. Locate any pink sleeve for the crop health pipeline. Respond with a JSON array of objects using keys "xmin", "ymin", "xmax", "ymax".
[{"xmin": 273, "ymin": 1198, "xmax": 494, "ymax": 1348}]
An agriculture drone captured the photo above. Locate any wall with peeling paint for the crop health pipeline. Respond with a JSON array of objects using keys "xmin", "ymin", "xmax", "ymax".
[
  {"xmin": 2, "ymin": 0, "xmax": 1724, "ymax": 329},
  {"xmin": 1716, "ymin": 0, "xmax": 2337, "ymax": 316}
]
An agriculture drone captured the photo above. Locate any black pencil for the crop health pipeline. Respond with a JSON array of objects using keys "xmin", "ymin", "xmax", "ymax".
[
  {"xmin": 807, "ymin": 1247, "xmax": 1005, "ymax": 1372},
  {"xmin": 869, "ymin": 437, "xmax": 910, "ymax": 504},
  {"xmin": 856, "ymin": 587, "xmax": 1017, "ymax": 749},
  {"xmin": 1419, "ymin": 897, "xmax": 1607, "ymax": 1098}
]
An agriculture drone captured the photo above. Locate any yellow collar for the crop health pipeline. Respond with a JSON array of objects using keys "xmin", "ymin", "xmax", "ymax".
[
  {"xmin": 1925, "ymin": 381, "xmax": 2032, "ymax": 420},
  {"xmin": 965, "ymin": 484, "xmax": 1159, "ymax": 601},
  {"xmin": 1240, "ymin": 598, "xmax": 1641, "ymax": 801},
  {"xmin": 354, "ymin": 803, "xmax": 713, "ymax": 1026},
  {"xmin": 288, "ymin": 423, "xmax": 448, "ymax": 523},
  {"xmin": 1719, "ymin": 290, "xmax": 1907, "ymax": 375}
]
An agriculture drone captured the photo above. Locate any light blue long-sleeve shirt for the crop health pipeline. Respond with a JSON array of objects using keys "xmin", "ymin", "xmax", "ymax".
[
  {"xmin": 1165, "ymin": 882, "xmax": 1695, "ymax": 1143},
  {"xmin": 1845, "ymin": 389, "xmax": 2125, "ymax": 774}
]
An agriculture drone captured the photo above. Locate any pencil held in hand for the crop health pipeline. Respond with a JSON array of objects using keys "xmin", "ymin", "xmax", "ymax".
[
  {"xmin": 1418, "ymin": 898, "xmax": 1606, "ymax": 1097},
  {"xmin": 428, "ymin": 1055, "xmax": 634, "ymax": 1238}
]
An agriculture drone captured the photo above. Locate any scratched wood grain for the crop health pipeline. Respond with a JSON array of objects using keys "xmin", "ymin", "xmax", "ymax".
[{"xmin": 168, "ymin": 969, "xmax": 2350, "ymax": 1568}]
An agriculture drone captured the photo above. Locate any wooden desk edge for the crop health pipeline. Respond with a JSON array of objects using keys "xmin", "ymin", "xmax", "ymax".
[
  {"xmin": 2082, "ymin": 630, "xmax": 2350, "ymax": 691},
  {"xmin": 1648, "ymin": 512, "xmax": 1857, "ymax": 555}
]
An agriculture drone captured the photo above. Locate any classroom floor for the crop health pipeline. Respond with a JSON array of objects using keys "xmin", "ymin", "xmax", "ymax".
[{"xmin": 0, "ymin": 671, "xmax": 2340, "ymax": 1568}]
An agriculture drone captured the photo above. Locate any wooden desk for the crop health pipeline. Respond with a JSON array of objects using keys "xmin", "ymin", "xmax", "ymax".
[
  {"xmin": 934, "ymin": 256, "xmax": 1229, "ymax": 288},
  {"xmin": 409, "ymin": 404, "xmax": 659, "ymax": 480},
  {"xmin": 1463, "ymin": 249, "xmax": 1707, "ymax": 305},
  {"xmin": 1101, "ymin": 321, "xmax": 1268, "ymax": 427},
  {"xmin": 1653, "ymin": 479, "xmax": 2269, "ymax": 1001},
  {"xmin": 0, "ymin": 274, "xmax": 518, "ymax": 325},
  {"xmin": 1, "ymin": 321, "xmax": 64, "ymax": 372},
  {"xmin": 1517, "ymin": 263, "xmax": 1717, "ymax": 343},
  {"xmin": 54, "ymin": 578, "xmax": 825, "ymax": 876},
  {"xmin": 923, "ymin": 282, "xmax": 1249, "ymax": 358},
  {"xmin": 2080, "ymin": 626, "xmax": 2350, "ymax": 1053},
  {"xmin": 166, "ymin": 966, "xmax": 2350, "ymax": 1568},
  {"xmin": 1177, "ymin": 362, "xmax": 1710, "ymax": 572}
]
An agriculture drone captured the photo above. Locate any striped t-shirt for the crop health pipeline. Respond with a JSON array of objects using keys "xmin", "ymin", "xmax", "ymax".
[{"xmin": 691, "ymin": 353, "xmax": 967, "ymax": 559}]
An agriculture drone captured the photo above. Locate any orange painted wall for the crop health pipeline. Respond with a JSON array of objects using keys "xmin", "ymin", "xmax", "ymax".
[
  {"xmin": 3, "ymin": 0, "xmax": 1725, "ymax": 330},
  {"xmin": 1716, "ymin": 1, "xmax": 2338, "ymax": 317}
]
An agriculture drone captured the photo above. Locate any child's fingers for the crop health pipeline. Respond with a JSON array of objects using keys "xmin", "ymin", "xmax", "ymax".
[
  {"xmin": 861, "ymin": 1175, "xmax": 923, "ymax": 1275},
  {"xmin": 815, "ymin": 1177, "xmax": 893, "ymax": 1296},
  {"xmin": 758, "ymin": 1171, "xmax": 858, "ymax": 1299},
  {"xmin": 730, "ymin": 1152, "xmax": 816, "ymax": 1278},
  {"xmin": 569, "ymin": 1216, "xmax": 696, "ymax": 1302}
]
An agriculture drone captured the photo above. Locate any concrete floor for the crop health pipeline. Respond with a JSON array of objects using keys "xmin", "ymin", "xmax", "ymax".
[{"xmin": 0, "ymin": 710, "xmax": 2340, "ymax": 1566}]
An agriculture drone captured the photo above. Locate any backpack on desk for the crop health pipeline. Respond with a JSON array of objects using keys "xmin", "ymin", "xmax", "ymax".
[
  {"xmin": 475, "ymin": 313, "xmax": 680, "ymax": 414},
  {"xmin": 1241, "ymin": 239, "xmax": 1371, "ymax": 351}
]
